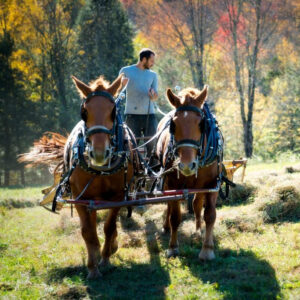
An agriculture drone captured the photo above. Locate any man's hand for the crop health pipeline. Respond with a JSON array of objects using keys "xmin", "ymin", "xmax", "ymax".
[
  {"xmin": 148, "ymin": 88, "xmax": 158, "ymax": 101},
  {"xmin": 121, "ymin": 76, "xmax": 129, "ymax": 87}
]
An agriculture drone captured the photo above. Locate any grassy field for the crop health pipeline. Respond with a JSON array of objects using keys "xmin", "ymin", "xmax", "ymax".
[{"xmin": 0, "ymin": 160, "xmax": 299, "ymax": 299}]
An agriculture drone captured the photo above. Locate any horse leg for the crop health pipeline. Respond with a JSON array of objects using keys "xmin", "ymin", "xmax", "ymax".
[
  {"xmin": 166, "ymin": 201, "xmax": 181, "ymax": 258},
  {"xmin": 76, "ymin": 205, "xmax": 101, "ymax": 279},
  {"xmin": 193, "ymin": 193, "xmax": 205, "ymax": 236},
  {"xmin": 162, "ymin": 203, "xmax": 171, "ymax": 234},
  {"xmin": 199, "ymin": 192, "xmax": 217, "ymax": 260},
  {"xmin": 100, "ymin": 208, "xmax": 120, "ymax": 267}
]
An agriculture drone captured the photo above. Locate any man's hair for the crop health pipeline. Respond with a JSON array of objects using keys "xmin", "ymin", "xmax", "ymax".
[{"xmin": 139, "ymin": 48, "xmax": 155, "ymax": 61}]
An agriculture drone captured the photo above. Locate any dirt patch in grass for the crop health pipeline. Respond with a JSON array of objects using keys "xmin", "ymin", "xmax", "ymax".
[
  {"xmin": 120, "ymin": 232, "xmax": 144, "ymax": 248},
  {"xmin": 0, "ymin": 243, "xmax": 8, "ymax": 256},
  {"xmin": 0, "ymin": 282, "xmax": 14, "ymax": 291},
  {"xmin": 292, "ymin": 265, "xmax": 300, "ymax": 275},
  {"xmin": 54, "ymin": 286, "xmax": 88, "ymax": 299}
]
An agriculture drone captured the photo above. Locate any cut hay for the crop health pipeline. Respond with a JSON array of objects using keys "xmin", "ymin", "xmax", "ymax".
[
  {"xmin": 221, "ymin": 216, "xmax": 262, "ymax": 233},
  {"xmin": 218, "ymin": 183, "xmax": 256, "ymax": 207},
  {"xmin": 259, "ymin": 185, "xmax": 300, "ymax": 223}
]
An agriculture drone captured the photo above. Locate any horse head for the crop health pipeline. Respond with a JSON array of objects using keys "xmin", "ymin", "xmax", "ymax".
[
  {"xmin": 72, "ymin": 74, "xmax": 123, "ymax": 167},
  {"xmin": 166, "ymin": 85, "xmax": 208, "ymax": 176}
]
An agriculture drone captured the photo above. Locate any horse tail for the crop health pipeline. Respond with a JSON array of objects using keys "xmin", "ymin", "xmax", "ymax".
[{"xmin": 18, "ymin": 132, "xmax": 67, "ymax": 172}]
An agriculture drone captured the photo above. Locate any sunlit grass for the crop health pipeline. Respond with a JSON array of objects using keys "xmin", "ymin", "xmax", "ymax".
[{"xmin": 0, "ymin": 162, "xmax": 299, "ymax": 299}]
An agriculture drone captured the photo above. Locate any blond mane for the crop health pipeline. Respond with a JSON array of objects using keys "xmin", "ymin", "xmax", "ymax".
[
  {"xmin": 89, "ymin": 76, "xmax": 110, "ymax": 92},
  {"xmin": 178, "ymin": 88, "xmax": 201, "ymax": 105}
]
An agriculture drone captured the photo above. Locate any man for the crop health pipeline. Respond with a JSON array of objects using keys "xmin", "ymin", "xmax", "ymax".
[{"xmin": 119, "ymin": 48, "xmax": 158, "ymax": 157}]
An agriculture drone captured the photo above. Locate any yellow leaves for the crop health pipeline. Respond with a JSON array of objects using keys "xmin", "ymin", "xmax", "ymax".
[
  {"xmin": 276, "ymin": 38, "xmax": 299, "ymax": 67},
  {"xmin": 133, "ymin": 31, "xmax": 150, "ymax": 53},
  {"xmin": 12, "ymin": 48, "xmax": 27, "ymax": 58}
]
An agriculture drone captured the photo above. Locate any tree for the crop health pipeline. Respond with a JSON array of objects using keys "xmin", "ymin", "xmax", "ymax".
[
  {"xmin": 216, "ymin": 0, "xmax": 278, "ymax": 157},
  {"xmin": 125, "ymin": 0, "xmax": 216, "ymax": 89},
  {"xmin": 0, "ymin": 31, "xmax": 35, "ymax": 185},
  {"xmin": 76, "ymin": 0, "xmax": 135, "ymax": 83},
  {"xmin": 23, "ymin": 0, "xmax": 83, "ymax": 131}
]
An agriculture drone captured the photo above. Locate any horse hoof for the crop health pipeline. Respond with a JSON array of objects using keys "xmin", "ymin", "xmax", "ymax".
[
  {"xmin": 198, "ymin": 248, "xmax": 215, "ymax": 261},
  {"xmin": 161, "ymin": 227, "xmax": 170, "ymax": 235},
  {"xmin": 99, "ymin": 258, "xmax": 111, "ymax": 268},
  {"xmin": 166, "ymin": 248, "xmax": 179, "ymax": 258},
  {"xmin": 87, "ymin": 268, "xmax": 102, "ymax": 280}
]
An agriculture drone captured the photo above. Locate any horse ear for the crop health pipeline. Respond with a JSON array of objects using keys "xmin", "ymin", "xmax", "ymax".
[
  {"xmin": 195, "ymin": 85, "xmax": 208, "ymax": 106},
  {"xmin": 71, "ymin": 76, "xmax": 91, "ymax": 98},
  {"xmin": 166, "ymin": 88, "xmax": 181, "ymax": 107},
  {"xmin": 107, "ymin": 73, "xmax": 123, "ymax": 96}
]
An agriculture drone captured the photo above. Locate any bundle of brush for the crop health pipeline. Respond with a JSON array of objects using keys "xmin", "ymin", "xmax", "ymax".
[
  {"xmin": 19, "ymin": 132, "xmax": 68, "ymax": 209},
  {"xmin": 18, "ymin": 132, "xmax": 67, "ymax": 174}
]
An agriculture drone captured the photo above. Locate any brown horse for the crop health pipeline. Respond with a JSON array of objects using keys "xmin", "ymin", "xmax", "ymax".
[
  {"xmin": 64, "ymin": 74, "xmax": 139, "ymax": 278},
  {"xmin": 156, "ymin": 86, "xmax": 222, "ymax": 260},
  {"xmin": 21, "ymin": 74, "xmax": 137, "ymax": 279}
]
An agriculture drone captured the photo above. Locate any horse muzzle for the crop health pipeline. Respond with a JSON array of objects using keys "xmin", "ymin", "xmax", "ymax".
[
  {"xmin": 178, "ymin": 161, "xmax": 198, "ymax": 176},
  {"xmin": 89, "ymin": 147, "xmax": 110, "ymax": 167}
]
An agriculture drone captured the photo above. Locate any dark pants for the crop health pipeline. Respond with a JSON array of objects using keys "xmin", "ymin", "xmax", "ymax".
[{"xmin": 125, "ymin": 114, "xmax": 158, "ymax": 157}]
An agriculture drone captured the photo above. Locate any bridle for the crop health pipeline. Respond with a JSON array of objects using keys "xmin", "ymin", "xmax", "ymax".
[
  {"xmin": 169, "ymin": 105, "xmax": 205, "ymax": 154},
  {"xmin": 80, "ymin": 90, "xmax": 117, "ymax": 140},
  {"xmin": 167, "ymin": 103, "xmax": 222, "ymax": 170},
  {"xmin": 80, "ymin": 90, "xmax": 119, "ymax": 161}
]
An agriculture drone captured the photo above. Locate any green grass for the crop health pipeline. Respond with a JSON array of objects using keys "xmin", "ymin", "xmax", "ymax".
[
  {"xmin": 0, "ymin": 162, "xmax": 299, "ymax": 299},
  {"xmin": 0, "ymin": 186, "xmax": 44, "ymax": 209}
]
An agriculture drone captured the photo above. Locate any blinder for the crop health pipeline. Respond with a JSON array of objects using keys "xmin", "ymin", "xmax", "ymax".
[{"xmin": 169, "ymin": 119, "xmax": 176, "ymax": 135}]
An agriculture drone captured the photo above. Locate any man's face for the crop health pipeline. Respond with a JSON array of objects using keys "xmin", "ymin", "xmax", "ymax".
[{"xmin": 143, "ymin": 54, "xmax": 155, "ymax": 69}]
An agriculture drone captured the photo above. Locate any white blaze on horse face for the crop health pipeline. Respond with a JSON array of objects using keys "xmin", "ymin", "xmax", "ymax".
[{"xmin": 183, "ymin": 111, "xmax": 188, "ymax": 118}]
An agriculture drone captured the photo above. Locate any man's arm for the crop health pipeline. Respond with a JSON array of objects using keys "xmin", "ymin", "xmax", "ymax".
[
  {"xmin": 148, "ymin": 73, "xmax": 158, "ymax": 101},
  {"xmin": 119, "ymin": 68, "xmax": 129, "ymax": 88}
]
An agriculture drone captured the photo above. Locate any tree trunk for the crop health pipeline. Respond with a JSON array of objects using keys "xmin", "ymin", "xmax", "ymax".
[
  {"xmin": 20, "ymin": 168, "xmax": 25, "ymax": 186},
  {"xmin": 244, "ymin": 121, "xmax": 253, "ymax": 157},
  {"xmin": 4, "ymin": 129, "xmax": 11, "ymax": 186},
  {"xmin": 4, "ymin": 168, "xmax": 9, "ymax": 186}
]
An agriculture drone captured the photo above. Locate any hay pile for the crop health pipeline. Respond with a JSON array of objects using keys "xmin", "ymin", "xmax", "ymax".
[
  {"xmin": 218, "ymin": 183, "xmax": 256, "ymax": 207},
  {"xmin": 259, "ymin": 184, "xmax": 300, "ymax": 223},
  {"xmin": 219, "ymin": 166, "xmax": 300, "ymax": 225}
]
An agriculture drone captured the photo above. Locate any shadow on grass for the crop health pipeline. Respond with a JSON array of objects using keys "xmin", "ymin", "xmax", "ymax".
[
  {"xmin": 119, "ymin": 211, "xmax": 142, "ymax": 231},
  {"xmin": 47, "ymin": 220, "xmax": 170, "ymax": 299},
  {"xmin": 150, "ymin": 211, "xmax": 281, "ymax": 300},
  {"xmin": 178, "ymin": 233, "xmax": 281, "ymax": 299}
]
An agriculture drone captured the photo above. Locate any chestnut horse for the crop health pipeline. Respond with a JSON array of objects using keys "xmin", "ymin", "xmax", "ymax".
[
  {"xmin": 156, "ymin": 86, "xmax": 223, "ymax": 260},
  {"xmin": 63, "ymin": 74, "xmax": 140, "ymax": 279},
  {"xmin": 21, "ymin": 74, "xmax": 138, "ymax": 279}
]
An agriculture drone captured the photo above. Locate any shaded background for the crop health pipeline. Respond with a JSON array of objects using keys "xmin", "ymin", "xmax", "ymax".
[{"xmin": 0, "ymin": 0, "xmax": 299, "ymax": 186}]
